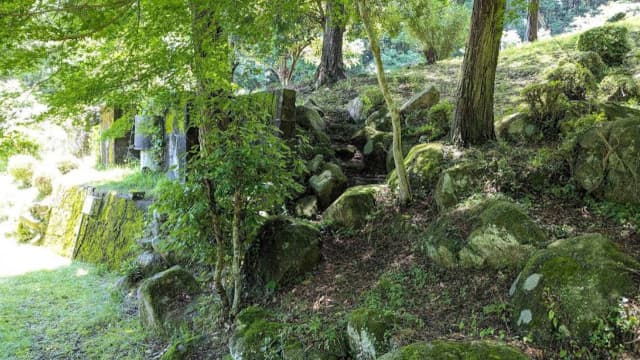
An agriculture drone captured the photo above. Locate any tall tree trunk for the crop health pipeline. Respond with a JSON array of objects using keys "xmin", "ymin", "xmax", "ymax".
[
  {"xmin": 356, "ymin": 0, "xmax": 412, "ymax": 206},
  {"xmin": 315, "ymin": 1, "xmax": 346, "ymax": 88},
  {"xmin": 190, "ymin": 0, "xmax": 231, "ymax": 313},
  {"xmin": 230, "ymin": 190, "xmax": 243, "ymax": 316},
  {"xmin": 450, "ymin": 0, "xmax": 506, "ymax": 147},
  {"xmin": 526, "ymin": 0, "xmax": 539, "ymax": 42}
]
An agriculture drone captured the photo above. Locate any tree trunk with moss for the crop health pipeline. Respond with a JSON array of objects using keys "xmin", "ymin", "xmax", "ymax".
[
  {"xmin": 315, "ymin": 0, "xmax": 346, "ymax": 88},
  {"xmin": 451, "ymin": 0, "xmax": 506, "ymax": 147},
  {"xmin": 527, "ymin": 0, "xmax": 539, "ymax": 42},
  {"xmin": 356, "ymin": 0, "xmax": 412, "ymax": 205},
  {"xmin": 190, "ymin": 0, "xmax": 231, "ymax": 313}
]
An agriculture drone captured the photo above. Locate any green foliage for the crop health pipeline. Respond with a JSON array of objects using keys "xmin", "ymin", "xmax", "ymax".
[
  {"xmin": 360, "ymin": 85, "xmax": 386, "ymax": 117},
  {"xmin": 7, "ymin": 154, "xmax": 36, "ymax": 187},
  {"xmin": 585, "ymin": 197, "xmax": 640, "ymax": 231},
  {"xmin": 573, "ymin": 51, "xmax": 607, "ymax": 82},
  {"xmin": 55, "ymin": 157, "xmax": 79, "ymax": 174},
  {"xmin": 152, "ymin": 179, "xmax": 216, "ymax": 264},
  {"xmin": 521, "ymin": 81, "xmax": 569, "ymax": 130},
  {"xmin": 427, "ymin": 100, "xmax": 453, "ymax": 131},
  {"xmin": 545, "ymin": 63, "xmax": 596, "ymax": 100},
  {"xmin": 398, "ymin": 0, "xmax": 470, "ymax": 63},
  {"xmin": 599, "ymin": 73, "xmax": 640, "ymax": 102},
  {"xmin": 0, "ymin": 130, "xmax": 39, "ymax": 171},
  {"xmin": 577, "ymin": 26, "xmax": 631, "ymax": 66},
  {"xmin": 607, "ymin": 12, "xmax": 626, "ymax": 23},
  {"xmin": 32, "ymin": 170, "xmax": 54, "ymax": 197}
]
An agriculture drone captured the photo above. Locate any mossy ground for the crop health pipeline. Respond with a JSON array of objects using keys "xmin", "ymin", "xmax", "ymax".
[{"xmin": 0, "ymin": 261, "xmax": 149, "ymax": 359}]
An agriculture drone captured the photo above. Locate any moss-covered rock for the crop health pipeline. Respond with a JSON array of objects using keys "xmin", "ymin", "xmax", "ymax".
[
  {"xmin": 421, "ymin": 196, "xmax": 547, "ymax": 270},
  {"xmin": 434, "ymin": 161, "xmax": 485, "ymax": 211},
  {"xmin": 388, "ymin": 143, "xmax": 444, "ymax": 197},
  {"xmin": 378, "ymin": 340, "xmax": 529, "ymax": 359},
  {"xmin": 42, "ymin": 186, "xmax": 85, "ymax": 256},
  {"xmin": 572, "ymin": 118, "xmax": 640, "ymax": 204},
  {"xmin": 496, "ymin": 112, "xmax": 543, "ymax": 143},
  {"xmin": 244, "ymin": 216, "xmax": 320, "ymax": 289},
  {"xmin": 137, "ymin": 265, "xmax": 200, "ymax": 331},
  {"xmin": 229, "ymin": 306, "xmax": 285, "ymax": 360},
  {"xmin": 323, "ymin": 185, "xmax": 384, "ymax": 228},
  {"xmin": 296, "ymin": 105, "xmax": 327, "ymax": 133},
  {"xmin": 295, "ymin": 195, "xmax": 319, "ymax": 219},
  {"xmin": 309, "ymin": 162, "xmax": 347, "ymax": 209},
  {"xmin": 365, "ymin": 108, "xmax": 391, "ymax": 132},
  {"xmin": 346, "ymin": 308, "xmax": 396, "ymax": 360},
  {"xmin": 362, "ymin": 127, "xmax": 392, "ymax": 173},
  {"xmin": 509, "ymin": 233, "xmax": 639, "ymax": 346},
  {"xmin": 399, "ymin": 86, "xmax": 440, "ymax": 115}
]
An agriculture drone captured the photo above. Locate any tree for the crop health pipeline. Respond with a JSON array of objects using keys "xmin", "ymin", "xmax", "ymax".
[
  {"xmin": 526, "ymin": 0, "xmax": 539, "ymax": 42},
  {"xmin": 315, "ymin": 0, "xmax": 347, "ymax": 87},
  {"xmin": 0, "ymin": 0, "xmax": 304, "ymax": 317},
  {"xmin": 356, "ymin": 0, "xmax": 411, "ymax": 205},
  {"xmin": 400, "ymin": 0, "xmax": 470, "ymax": 64},
  {"xmin": 450, "ymin": 0, "xmax": 506, "ymax": 147}
]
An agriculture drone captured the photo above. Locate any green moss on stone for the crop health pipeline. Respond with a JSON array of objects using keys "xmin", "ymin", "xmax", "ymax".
[
  {"xmin": 422, "ymin": 195, "xmax": 547, "ymax": 270},
  {"xmin": 230, "ymin": 306, "xmax": 285, "ymax": 360},
  {"xmin": 245, "ymin": 216, "xmax": 321, "ymax": 289},
  {"xmin": 388, "ymin": 143, "xmax": 444, "ymax": 196},
  {"xmin": 323, "ymin": 185, "xmax": 383, "ymax": 228},
  {"xmin": 347, "ymin": 308, "xmax": 396, "ymax": 360},
  {"xmin": 378, "ymin": 340, "xmax": 529, "ymax": 360},
  {"xmin": 43, "ymin": 186, "xmax": 86, "ymax": 257},
  {"xmin": 510, "ymin": 233, "xmax": 639, "ymax": 346}
]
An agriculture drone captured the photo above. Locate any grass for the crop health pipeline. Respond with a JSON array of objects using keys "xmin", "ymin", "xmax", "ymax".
[
  {"xmin": 311, "ymin": 15, "xmax": 640, "ymax": 121},
  {"xmin": 92, "ymin": 168, "xmax": 164, "ymax": 194},
  {"xmin": 0, "ymin": 262, "xmax": 148, "ymax": 359}
]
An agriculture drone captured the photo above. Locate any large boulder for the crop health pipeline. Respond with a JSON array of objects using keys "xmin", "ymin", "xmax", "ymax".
[
  {"xmin": 296, "ymin": 105, "xmax": 327, "ymax": 133},
  {"xmin": 323, "ymin": 185, "xmax": 384, "ymax": 228},
  {"xmin": 510, "ymin": 233, "xmax": 639, "ymax": 346},
  {"xmin": 348, "ymin": 97, "xmax": 366, "ymax": 123},
  {"xmin": 346, "ymin": 308, "xmax": 395, "ymax": 360},
  {"xmin": 309, "ymin": 162, "xmax": 347, "ymax": 208},
  {"xmin": 421, "ymin": 196, "xmax": 547, "ymax": 269},
  {"xmin": 378, "ymin": 341, "xmax": 529, "ymax": 359},
  {"xmin": 244, "ymin": 216, "xmax": 321, "ymax": 289},
  {"xmin": 388, "ymin": 143, "xmax": 445, "ymax": 197},
  {"xmin": 496, "ymin": 112, "xmax": 543, "ymax": 143},
  {"xmin": 572, "ymin": 118, "xmax": 640, "ymax": 204},
  {"xmin": 137, "ymin": 266, "xmax": 200, "ymax": 331},
  {"xmin": 434, "ymin": 161, "xmax": 485, "ymax": 212},
  {"xmin": 399, "ymin": 86, "xmax": 440, "ymax": 115},
  {"xmin": 229, "ymin": 307, "xmax": 284, "ymax": 360}
]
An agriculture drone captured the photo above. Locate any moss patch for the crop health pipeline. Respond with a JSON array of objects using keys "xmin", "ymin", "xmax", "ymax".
[
  {"xmin": 421, "ymin": 195, "xmax": 547, "ymax": 269},
  {"xmin": 510, "ymin": 233, "xmax": 639, "ymax": 347},
  {"xmin": 323, "ymin": 185, "xmax": 384, "ymax": 228},
  {"xmin": 388, "ymin": 143, "xmax": 444, "ymax": 197},
  {"xmin": 378, "ymin": 340, "xmax": 529, "ymax": 360}
]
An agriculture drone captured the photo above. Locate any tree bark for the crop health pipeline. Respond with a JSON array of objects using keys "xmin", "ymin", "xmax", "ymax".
[
  {"xmin": 356, "ymin": 0, "xmax": 412, "ymax": 206},
  {"xmin": 423, "ymin": 46, "xmax": 437, "ymax": 64},
  {"xmin": 526, "ymin": 0, "xmax": 539, "ymax": 42},
  {"xmin": 451, "ymin": 0, "xmax": 506, "ymax": 147},
  {"xmin": 315, "ymin": 0, "xmax": 346, "ymax": 88},
  {"xmin": 230, "ymin": 190, "xmax": 243, "ymax": 316}
]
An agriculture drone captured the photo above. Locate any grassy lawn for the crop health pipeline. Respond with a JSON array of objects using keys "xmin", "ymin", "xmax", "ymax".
[{"xmin": 0, "ymin": 262, "xmax": 147, "ymax": 360}]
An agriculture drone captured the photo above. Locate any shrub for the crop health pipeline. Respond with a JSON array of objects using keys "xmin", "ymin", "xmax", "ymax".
[
  {"xmin": 599, "ymin": 73, "xmax": 639, "ymax": 102},
  {"xmin": 0, "ymin": 130, "xmax": 39, "ymax": 171},
  {"xmin": 577, "ymin": 26, "xmax": 631, "ymax": 66},
  {"xmin": 545, "ymin": 63, "xmax": 596, "ymax": 100},
  {"xmin": 360, "ymin": 86, "xmax": 385, "ymax": 117},
  {"xmin": 56, "ymin": 157, "xmax": 79, "ymax": 174},
  {"xmin": 606, "ymin": 12, "xmax": 626, "ymax": 23},
  {"xmin": 401, "ymin": 0, "xmax": 470, "ymax": 64},
  {"xmin": 521, "ymin": 81, "xmax": 569, "ymax": 131},
  {"xmin": 32, "ymin": 170, "xmax": 57, "ymax": 197},
  {"xmin": 427, "ymin": 101, "xmax": 453, "ymax": 133},
  {"xmin": 7, "ymin": 155, "xmax": 36, "ymax": 187},
  {"xmin": 573, "ymin": 51, "xmax": 607, "ymax": 82}
]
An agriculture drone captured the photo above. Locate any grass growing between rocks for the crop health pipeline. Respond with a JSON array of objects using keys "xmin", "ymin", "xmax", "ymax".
[{"xmin": 0, "ymin": 262, "xmax": 147, "ymax": 359}]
